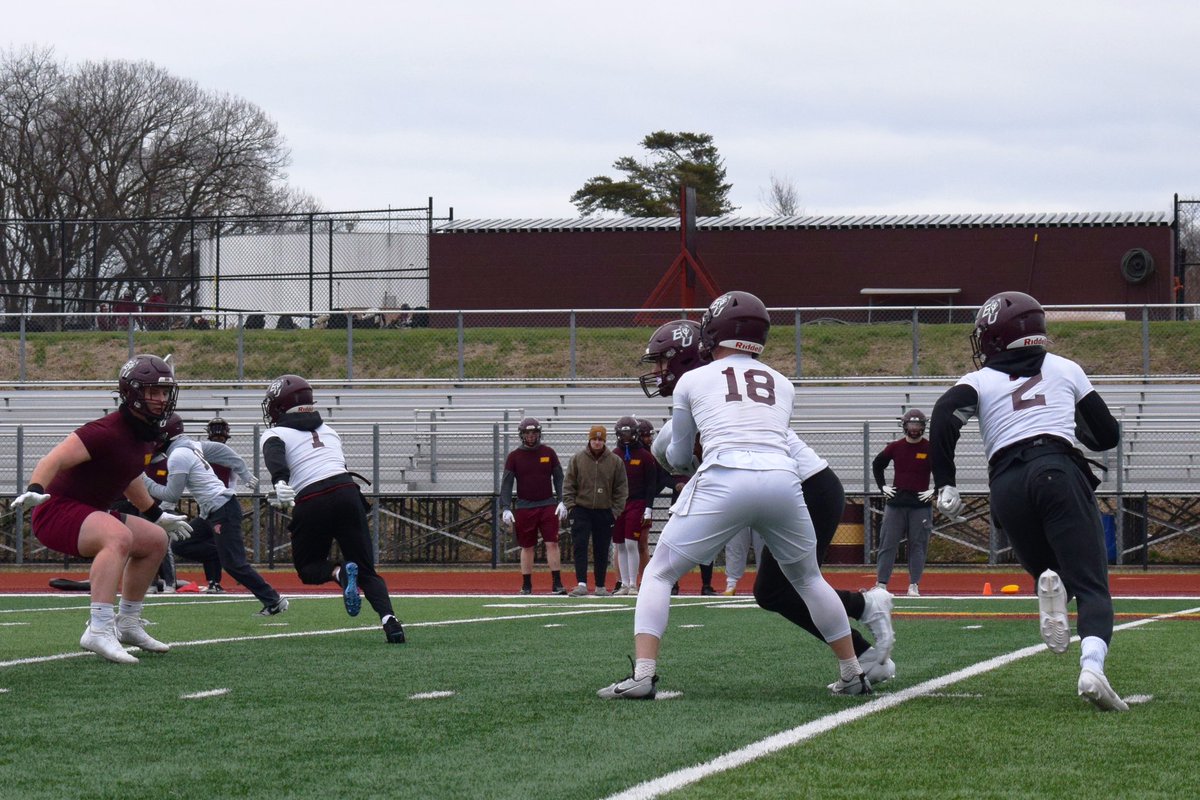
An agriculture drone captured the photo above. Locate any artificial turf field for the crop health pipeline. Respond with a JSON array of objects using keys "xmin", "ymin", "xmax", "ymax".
[{"xmin": 1, "ymin": 591, "xmax": 1197, "ymax": 800}]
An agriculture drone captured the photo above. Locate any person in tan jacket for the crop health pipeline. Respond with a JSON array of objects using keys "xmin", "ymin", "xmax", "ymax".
[{"xmin": 563, "ymin": 424, "xmax": 628, "ymax": 597}]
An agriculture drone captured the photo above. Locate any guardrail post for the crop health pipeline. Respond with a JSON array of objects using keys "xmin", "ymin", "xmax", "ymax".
[
  {"xmin": 794, "ymin": 309, "xmax": 802, "ymax": 379},
  {"xmin": 862, "ymin": 421, "xmax": 871, "ymax": 564},
  {"xmin": 492, "ymin": 422, "xmax": 500, "ymax": 569},
  {"xmin": 15, "ymin": 426, "xmax": 24, "ymax": 564},
  {"xmin": 569, "ymin": 310, "xmax": 577, "ymax": 381},
  {"xmin": 911, "ymin": 307, "xmax": 920, "ymax": 378},
  {"xmin": 1141, "ymin": 305, "xmax": 1150, "ymax": 376},
  {"xmin": 18, "ymin": 316, "xmax": 26, "ymax": 383},
  {"xmin": 456, "ymin": 312, "xmax": 465, "ymax": 381},
  {"xmin": 347, "ymin": 312, "xmax": 355, "ymax": 383},
  {"xmin": 236, "ymin": 313, "xmax": 245, "ymax": 381}
]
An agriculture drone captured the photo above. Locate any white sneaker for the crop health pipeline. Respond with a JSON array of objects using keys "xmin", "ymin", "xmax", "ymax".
[
  {"xmin": 593, "ymin": 587, "xmax": 610, "ymax": 597},
  {"xmin": 1037, "ymin": 569, "xmax": 1070, "ymax": 654},
  {"xmin": 598, "ymin": 674, "xmax": 658, "ymax": 699},
  {"xmin": 567, "ymin": 584, "xmax": 589, "ymax": 597},
  {"xmin": 723, "ymin": 582, "xmax": 737, "ymax": 596},
  {"xmin": 861, "ymin": 586, "xmax": 896, "ymax": 660},
  {"xmin": 829, "ymin": 673, "xmax": 872, "ymax": 696},
  {"xmin": 857, "ymin": 646, "xmax": 897, "ymax": 685},
  {"xmin": 626, "ymin": 586, "xmax": 638, "ymax": 596},
  {"xmin": 80, "ymin": 624, "xmax": 139, "ymax": 664},
  {"xmin": 907, "ymin": 583, "xmax": 920, "ymax": 597},
  {"xmin": 1078, "ymin": 667, "xmax": 1128, "ymax": 711},
  {"xmin": 116, "ymin": 614, "xmax": 170, "ymax": 653},
  {"xmin": 612, "ymin": 586, "xmax": 629, "ymax": 596}
]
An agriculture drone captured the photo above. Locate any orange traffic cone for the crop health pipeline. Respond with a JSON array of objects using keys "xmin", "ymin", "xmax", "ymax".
[{"xmin": 982, "ymin": 582, "xmax": 993, "ymax": 596}]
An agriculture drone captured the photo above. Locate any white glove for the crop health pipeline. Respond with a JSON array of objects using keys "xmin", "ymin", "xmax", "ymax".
[
  {"xmin": 555, "ymin": 502, "xmax": 568, "ymax": 523},
  {"xmin": 273, "ymin": 480, "xmax": 296, "ymax": 509},
  {"xmin": 918, "ymin": 488, "xmax": 936, "ymax": 503},
  {"xmin": 642, "ymin": 507, "xmax": 653, "ymax": 521},
  {"xmin": 936, "ymin": 485, "xmax": 964, "ymax": 518},
  {"xmin": 10, "ymin": 488, "xmax": 50, "ymax": 513},
  {"xmin": 881, "ymin": 485, "xmax": 897, "ymax": 499},
  {"xmin": 502, "ymin": 509, "xmax": 515, "ymax": 528},
  {"xmin": 156, "ymin": 512, "xmax": 193, "ymax": 542},
  {"xmin": 244, "ymin": 476, "xmax": 260, "ymax": 492}
]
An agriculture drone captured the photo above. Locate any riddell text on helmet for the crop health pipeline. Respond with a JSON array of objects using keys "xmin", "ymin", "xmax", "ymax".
[{"xmin": 733, "ymin": 341, "xmax": 763, "ymax": 353}]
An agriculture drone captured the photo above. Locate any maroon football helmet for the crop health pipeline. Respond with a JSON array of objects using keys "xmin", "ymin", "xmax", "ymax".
[
  {"xmin": 156, "ymin": 413, "xmax": 186, "ymax": 451},
  {"xmin": 699, "ymin": 291, "xmax": 770, "ymax": 359},
  {"xmin": 902, "ymin": 408, "xmax": 927, "ymax": 438},
  {"xmin": 118, "ymin": 354, "xmax": 178, "ymax": 422},
  {"xmin": 971, "ymin": 291, "xmax": 1051, "ymax": 368},
  {"xmin": 262, "ymin": 374, "xmax": 314, "ymax": 424},
  {"xmin": 518, "ymin": 416, "xmax": 542, "ymax": 447},
  {"xmin": 639, "ymin": 319, "xmax": 703, "ymax": 398},
  {"xmin": 614, "ymin": 416, "xmax": 638, "ymax": 445},
  {"xmin": 636, "ymin": 419, "xmax": 654, "ymax": 441},
  {"xmin": 206, "ymin": 416, "xmax": 230, "ymax": 442}
]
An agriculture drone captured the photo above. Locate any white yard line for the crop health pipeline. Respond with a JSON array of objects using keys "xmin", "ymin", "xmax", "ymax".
[{"xmin": 599, "ymin": 605, "xmax": 1200, "ymax": 800}]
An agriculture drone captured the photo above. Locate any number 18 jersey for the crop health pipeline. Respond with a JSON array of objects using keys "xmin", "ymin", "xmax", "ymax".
[
  {"xmin": 666, "ymin": 353, "xmax": 796, "ymax": 474},
  {"xmin": 956, "ymin": 351, "xmax": 1093, "ymax": 460}
]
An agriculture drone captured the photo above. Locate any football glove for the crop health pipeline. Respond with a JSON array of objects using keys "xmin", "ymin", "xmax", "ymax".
[
  {"xmin": 918, "ymin": 488, "xmax": 936, "ymax": 503},
  {"xmin": 936, "ymin": 485, "xmax": 964, "ymax": 518},
  {"xmin": 555, "ymin": 502, "xmax": 568, "ymax": 523},
  {"xmin": 881, "ymin": 485, "xmax": 897, "ymax": 499},
  {"xmin": 642, "ymin": 507, "xmax": 653, "ymax": 521},
  {"xmin": 273, "ymin": 480, "xmax": 296, "ymax": 509},
  {"xmin": 156, "ymin": 512, "xmax": 193, "ymax": 542},
  {"xmin": 244, "ymin": 476, "xmax": 260, "ymax": 492},
  {"xmin": 501, "ymin": 509, "xmax": 515, "ymax": 528},
  {"xmin": 10, "ymin": 487, "xmax": 50, "ymax": 513}
]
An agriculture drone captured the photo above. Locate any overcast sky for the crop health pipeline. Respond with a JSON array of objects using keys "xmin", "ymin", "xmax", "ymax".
[{"xmin": 6, "ymin": 1, "xmax": 1199, "ymax": 221}]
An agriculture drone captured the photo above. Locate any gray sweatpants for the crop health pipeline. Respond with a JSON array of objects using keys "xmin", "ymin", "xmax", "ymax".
[{"xmin": 875, "ymin": 504, "xmax": 933, "ymax": 584}]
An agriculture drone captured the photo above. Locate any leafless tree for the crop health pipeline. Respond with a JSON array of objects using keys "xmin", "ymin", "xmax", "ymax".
[
  {"xmin": 760, "ymin": 173, "xmax": 802, "ymax": 216},
  {"xmin": 0, "ymin": 46, "xmax": 319, "ymax": 314}
]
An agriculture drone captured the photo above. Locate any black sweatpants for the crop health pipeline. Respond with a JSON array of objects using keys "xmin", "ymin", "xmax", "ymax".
[
  {"xmin": 989, "ymin": 449, "xmax": 1113, "ymax": 643},
  {"xmin": 571, "ymin": 506, "xmax": 614, "ymax": 589},
  {"xmin": 753, "ymin": 467, "xmax": 871, "ymax": 656},
  {"xmin": 208, "ymin": 497, "xmax": 281, "ymax": 606},
  {"xmin": 290, "ymin": 479, "xmax": 396, "ymax": 620}
]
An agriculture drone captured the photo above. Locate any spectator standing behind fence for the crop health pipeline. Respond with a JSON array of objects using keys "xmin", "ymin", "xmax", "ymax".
[
  {"xmin": 611, "ymin": 416, "xmax": 656, "ymax": 597},
  {"xmin": 499, "ymin": 417, "xmax": 567, "ymax": 595},
  {"xmin": 8, "ymin": 354, "xmax": 192, "ymax": 663},
  {"xmin": 144, "ymin": 286, "xmax": 168, "ymax": 330},
  {"xmin": 563, "ymin": 424, "xmax": 628, "ymax": 597},
  {"xmin": 931, "ymin": 290, "xmax": 1126, "ymax": 711},
  {"xmin": 873, "ymin": 408, "xmax": 934, "ymax": 597},
  {"xmin": 261, "ymin": 374, "xmax": 406, "ymax": 643},
  {"xmin": 114, "ymin": 289, "xmax": 140, "ymax": 331}
]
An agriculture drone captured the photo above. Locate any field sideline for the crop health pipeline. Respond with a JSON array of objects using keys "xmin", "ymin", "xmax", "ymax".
[{"xmin": 1, "ymin": 587, "xmax": 1198, "ymax": 799}]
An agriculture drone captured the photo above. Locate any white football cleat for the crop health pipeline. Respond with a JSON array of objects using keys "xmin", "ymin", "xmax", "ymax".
[
  {"xmin": 81, "ymin": 624, "xmax": 139, "ymax": 664},
  {"xmin": 1078, "ymin": 667, "xmax": 1128, "ymax": 712},
  {"xmin": 907, "ymin": 583, "xmax": 920, "ymax": 597},
  {"xmin": 115, "ymin": 614, "xmax": 170, "ymax": 653},
  {"xmin": 829, "ymin": 672, "xmax": 872, "ymax": 696},
  {"xmin": 598, "ymin": 674, "xmax": 658, "ymax": 700},
  {"xmin": 1037, "ymin": 569, "xmax": 1070, "ymax": 654},
  {"xmin": 857, "ymin": 646, "xmax": 897, "ymax": 685},
  {"xmin": 861, "ymin": 586, "xmax": 896, "ymax": 661}
]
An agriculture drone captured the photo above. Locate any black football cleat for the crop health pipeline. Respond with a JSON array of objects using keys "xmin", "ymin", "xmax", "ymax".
[{"xmin": 383, "ymin": 616, "xmax": 406, "ymax": 644}]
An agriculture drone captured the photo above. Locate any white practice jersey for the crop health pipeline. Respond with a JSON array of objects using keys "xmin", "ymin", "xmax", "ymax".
[
  {"xmin": 142, "ymin": 437, "xmax": 234, "ymax": 518},
  {"xmin": 666, "ymin": 354, "xmax": 798, "ymax": 475},
  {"xmin": 654, "ymin": 418, "xmax": 827, "ymax": 481},
  {"xmin": 956, "ymin": 351, "xmax": 1093, "ymax": 460},
  {"xmin": 261, "ymin": 423, "xmax": 349, "ymax": 492}
]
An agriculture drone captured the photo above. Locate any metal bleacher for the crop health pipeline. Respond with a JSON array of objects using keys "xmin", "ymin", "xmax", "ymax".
[{"xmin": 0, "ymin": 381, "xmax": 1197, "ymax": 496}]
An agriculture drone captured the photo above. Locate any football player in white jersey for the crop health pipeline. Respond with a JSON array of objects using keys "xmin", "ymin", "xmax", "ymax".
[
  {"xmin": 142, "ymin": 414, "xmax": 286, "ymax": 615},
  {"xmin": 930, "ymin": 291, "xmax": 1126, "ymax": 711},
  {"xmin": 261, "ymin": 374, "xmax": 405, "ymax": 644},
  {"xmin": 599, "ymin": 292, "xmax": 870, "ymax": 699}
]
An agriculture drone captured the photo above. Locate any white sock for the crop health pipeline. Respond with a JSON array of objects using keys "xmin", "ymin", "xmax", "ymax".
[
  {"xmin": 381, "ymin": 614, "xmax": 396, "ymax": 625},
  {"xmin": 117, "ymin": 600, "xmax": 142, "ymax": 620},
  {"xmin": 1080, "ymin": 635, "xmax": 1108, "ymax": 673},
  {"xmin": 838, "ymin": 656, "xmax": 863, "ymax": 681},
  {"xmin": 634, "ymin": 658, "xmax": 656, "ymax": 680},
  {"xmin": 90, "ymin": 602, "xmax": 115, "ymax": 630}
]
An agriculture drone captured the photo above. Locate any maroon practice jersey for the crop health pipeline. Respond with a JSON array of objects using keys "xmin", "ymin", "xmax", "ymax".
[{"xmin": 47, "ymin": 411, "xmax": 157, "ymax": 509}]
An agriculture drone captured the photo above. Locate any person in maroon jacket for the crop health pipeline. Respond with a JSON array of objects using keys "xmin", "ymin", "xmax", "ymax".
[
  {"xmin": 873, "ymin": 408, "xmax": 935, "ymax": 597},
  {"xmin": 499, "ymin": 417, "xmax": 567, "ymax": 594},
  {"xmin": 611, "ymin": 416, "xmax": 657, "ymax": 596},
  {"xmin": 9, "ymin": 354, "xmax": 193, "ymax": 664}
]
